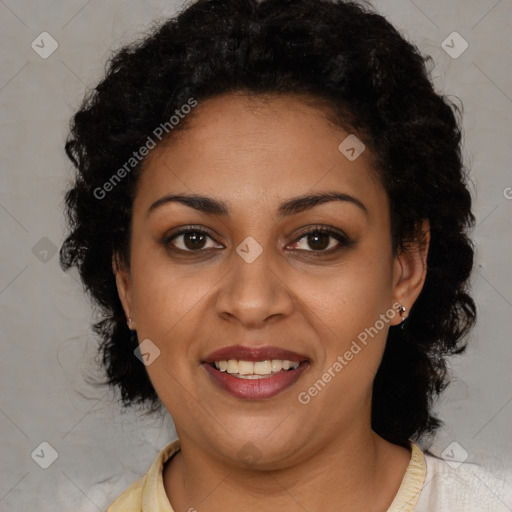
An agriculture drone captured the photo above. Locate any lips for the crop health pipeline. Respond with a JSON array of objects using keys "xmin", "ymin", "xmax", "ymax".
[
  {"xmin": 202, "ymin": 344, "xmax": 309, "ymax": 363},
  {"xmin": 201, "ymin": 344, "xmax": 311, "ymax": 400}
]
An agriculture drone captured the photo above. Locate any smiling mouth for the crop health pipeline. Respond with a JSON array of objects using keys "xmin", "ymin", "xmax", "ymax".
[
  {"xmin": 202, "ymin": 359, "xmax": 311, "ymax": 399},
  {"xmin": 208, "ymin": 359, "xmax": 303, "ymax": 378}
]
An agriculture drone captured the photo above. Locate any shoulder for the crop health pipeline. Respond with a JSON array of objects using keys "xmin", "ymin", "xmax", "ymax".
[
  {"xmin": 106, "ymin": 475, "xmax": 145, "ymax": 512},
  {"xmin": 106, "ymin": 439, "xmax": 181, "ymax": 512},
  {"xmin": 414, "ymin": 449, "xmax": 512, "ymax": 511}
]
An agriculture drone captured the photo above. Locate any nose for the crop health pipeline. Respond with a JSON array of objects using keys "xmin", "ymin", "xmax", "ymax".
[{"xmin": 214, "ymin": 242, "xmax": 295, "ymax": 329}]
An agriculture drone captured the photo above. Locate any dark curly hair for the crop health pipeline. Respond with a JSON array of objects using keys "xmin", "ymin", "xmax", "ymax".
[{"xmin": 60, "ymin": 0, "xmax": 476, "ymax": 446}]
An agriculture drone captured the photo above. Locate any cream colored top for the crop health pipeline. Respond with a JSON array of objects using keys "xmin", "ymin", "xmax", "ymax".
[{"xmin": 106, "ymin": 438, "xmax": 512, "ymax": 511}]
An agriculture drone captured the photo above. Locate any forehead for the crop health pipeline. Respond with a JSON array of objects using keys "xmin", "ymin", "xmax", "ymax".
[{"xmin": 135, "ymin": 92, "xmax": 386, "ymax": 215}]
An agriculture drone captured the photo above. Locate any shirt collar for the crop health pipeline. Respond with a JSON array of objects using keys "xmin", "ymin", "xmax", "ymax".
[
  {"xmin": 142, "ymin": 438, "xmax": 181, "ymax": 512},
  {"xmin": 141, "ymin": 438, "xmax": 425, "ymax": 512}
]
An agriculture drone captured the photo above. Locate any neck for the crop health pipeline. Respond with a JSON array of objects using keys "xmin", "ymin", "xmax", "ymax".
[{"xmin": 163, "ymin": 423, "xmax": 411, "ymax": 512}]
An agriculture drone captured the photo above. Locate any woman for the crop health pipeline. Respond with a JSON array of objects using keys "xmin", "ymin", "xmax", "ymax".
[{"xmin": 59, "ymin": 0, "xmax": 510, "ymax": 510}]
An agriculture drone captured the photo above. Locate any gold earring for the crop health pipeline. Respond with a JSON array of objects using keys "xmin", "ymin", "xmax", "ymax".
[{"xmin": 397, "ymin": 304, "xmax": 407, "ymax": 328}]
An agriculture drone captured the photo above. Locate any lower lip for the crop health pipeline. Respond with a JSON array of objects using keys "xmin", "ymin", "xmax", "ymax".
[{"xmin": 202, "ymin": 362, "xmax": 310, "ymax": 400}]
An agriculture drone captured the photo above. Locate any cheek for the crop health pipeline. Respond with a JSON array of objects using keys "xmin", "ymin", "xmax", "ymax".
[
  {"xmin": 300, "ymin": 249, "xmax": 393, "ymax": 333},
  {"xmin": 296, "ymin": 246, "xmax": 394, "ymax": 393},
  {"xmin": 128, "ymin": 256, "xmax": 211, "ymax": 411},
  {"xmin": 130, "ymin": 244, "xmax": 219, "ymax": 338},
  {"xmin": 126, "ymin": 253, "xmax": 219, "ymax": 403}
]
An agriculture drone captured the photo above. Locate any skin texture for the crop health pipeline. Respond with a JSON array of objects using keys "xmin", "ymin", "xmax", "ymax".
[{"xmin": 114, "ymin": 92, "xmax": 429, "ymax": 511}]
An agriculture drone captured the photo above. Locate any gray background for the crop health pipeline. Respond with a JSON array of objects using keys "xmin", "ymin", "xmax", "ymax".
[{"xmin": 1, "ymin": 0, "xmax": 511, "ymax": 510}]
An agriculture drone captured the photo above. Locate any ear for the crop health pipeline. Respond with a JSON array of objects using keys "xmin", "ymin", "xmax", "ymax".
[
  {"xmin": 390, "ymin": 220, "xmax": 430, "ymax": 326},
  {"xmin": 112, "ymin": 252, "xmax": 134, "ymax": 328}
]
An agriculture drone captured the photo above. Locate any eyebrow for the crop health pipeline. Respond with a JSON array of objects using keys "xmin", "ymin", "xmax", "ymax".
[{"xmin": 146, "ymin": 190, "xmax": 368, "ymax": 219}]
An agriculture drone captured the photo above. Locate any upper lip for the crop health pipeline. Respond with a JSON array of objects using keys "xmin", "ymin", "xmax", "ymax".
[{"xmin": 202, "ymin": 344, "xmax": 309, "ymax": 363}]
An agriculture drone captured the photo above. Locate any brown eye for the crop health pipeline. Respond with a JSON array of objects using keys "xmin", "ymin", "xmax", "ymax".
[
  {"xmin": 305, "ymin": 232, "xmax": 331, "ymax": 251},
  {"xmin": 288, "ymin": 226, "xmax": 353, "ymax": 254},
  {"xmin": 181, "ymin": 231, "xmax": 207, "ymax": 250},
  {"xmin": 164, "ymin": 227, "xmax": 223, "ymax": 252}
]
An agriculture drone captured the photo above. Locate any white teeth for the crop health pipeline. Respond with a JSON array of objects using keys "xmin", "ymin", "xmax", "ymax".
[
  {"xmin": 253, "ymin": 361, "xmax": 272, "ymax": 375},
  {"xmin": 238, "ymin": 361, "xmax": 254, "ymax": 375},
  {"xmin": 213, "ymin": 359, "xmax": 300, "ymax": 375},
  {"xmin": 227, "ymin": 359, "xmax": 238, "ymax": 373},
  {"xmin": 271, "ymin": 359, "xmax": 283, "ymax": 372},
  {"xmin": 235, "ymin": 374, "xmax": 269, "ymax": 380}
]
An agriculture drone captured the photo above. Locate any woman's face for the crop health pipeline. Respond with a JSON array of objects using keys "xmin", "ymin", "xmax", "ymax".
[{"xmin": 114, "ymin": 92, "xmax": 427, "ymax": 468}]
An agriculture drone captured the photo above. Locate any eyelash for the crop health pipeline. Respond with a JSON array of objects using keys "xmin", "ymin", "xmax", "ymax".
[{"xmin": 162, "ymin": 224, "xmax": 354, "ymax": 256}]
